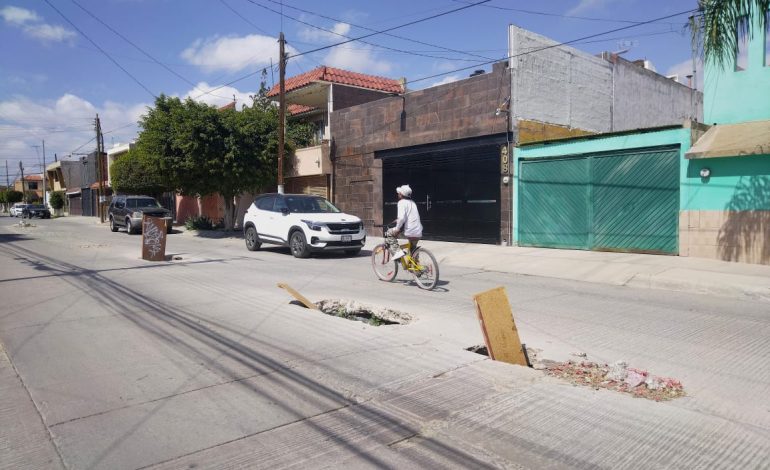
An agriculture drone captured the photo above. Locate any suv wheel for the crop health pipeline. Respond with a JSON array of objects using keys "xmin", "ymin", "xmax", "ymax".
[
  {"xmin": 110, "ymin": 216, "xmax": 118, "ymax": 232},
  {"xmin": 289, "ymin": 231, "xmax": 310, "ymax": 258},
  {"xmin": 125, "ymin": 218, "xmax": 136, "ymax": 235},
  {"xmin": 245, "ymin": 226, "xmax": 261, "ymax": 251}
]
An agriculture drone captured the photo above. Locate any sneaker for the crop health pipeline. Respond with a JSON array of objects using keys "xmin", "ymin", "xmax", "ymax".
[{"xmin": 392, "ymin": 249, "xmax": 406, "ymax": 260}]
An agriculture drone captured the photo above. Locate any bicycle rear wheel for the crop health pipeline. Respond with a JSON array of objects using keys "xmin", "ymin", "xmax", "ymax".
[
  {"xmin": 411, "ymin": 247, "xmax": 439, "ymax": 290},
  {"xmin": 372, "ymin": 243, "xmax": 398, "ymax": 281}
]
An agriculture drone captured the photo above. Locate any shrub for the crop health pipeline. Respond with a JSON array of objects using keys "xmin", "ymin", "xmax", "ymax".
[
  {"xmin": 49, "ymin": 191, "xmax": 65, "ymax": 210},
  {"xmin": 184, "ymin": 215, "xmax": 214, "ymax": 231}
]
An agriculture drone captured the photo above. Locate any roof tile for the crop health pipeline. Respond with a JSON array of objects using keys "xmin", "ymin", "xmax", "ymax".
[{"xmin": 268, "ymin": 66, "xmax": 402, "ymax": 97}]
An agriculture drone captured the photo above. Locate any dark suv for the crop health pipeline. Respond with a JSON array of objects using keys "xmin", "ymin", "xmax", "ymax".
[{"xmin": 108, "ymin": 195, "xmax": 172, "ymax": 234}]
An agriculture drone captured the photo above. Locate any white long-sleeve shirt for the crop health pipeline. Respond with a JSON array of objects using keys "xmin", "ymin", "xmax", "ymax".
[{"xmin": 396, "ymin": 198, "xmax": 423, "ymax": 238}]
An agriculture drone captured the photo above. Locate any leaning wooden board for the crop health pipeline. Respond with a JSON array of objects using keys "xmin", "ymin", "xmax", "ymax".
[{"xmin": 473, "ymin": 286, "xmax": 527, "ymax": 366}]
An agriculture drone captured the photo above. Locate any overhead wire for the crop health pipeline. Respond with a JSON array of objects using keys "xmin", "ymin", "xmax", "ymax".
[
  {"xmin": 42, "ymin": 0, "xmax": 157, "ymax": 99},
  {"xmin": 407, "ymin": 8, "xmax": 699, "ymax": 85},
  {"xmin": 259, "ymin": 0, "xmax": 498, "ymax": 62},
  {"xmin": 70, "ymin": 0, "xmax": 232, "ymax": 101}
]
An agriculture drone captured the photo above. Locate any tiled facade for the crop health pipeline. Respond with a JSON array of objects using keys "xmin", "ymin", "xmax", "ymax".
[
  {"xmin": 680, "ymin": 210, "xmax": 770, "ymax": 265},
  {"xmin": 331, "ymin": 61, "xmax": 511, "ymax": 238}
]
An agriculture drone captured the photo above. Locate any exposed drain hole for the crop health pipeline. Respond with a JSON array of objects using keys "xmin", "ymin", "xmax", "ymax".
[{"xmin": 315, "ymin": 299, "xmax": 412, "ymax": 326}]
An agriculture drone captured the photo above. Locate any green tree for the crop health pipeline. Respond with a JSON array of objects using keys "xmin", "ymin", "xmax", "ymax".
[
  {"xmin": 110, "ymin": 148, "xmax": 170, "ymax": 197},
  {"xmin": 696, "ymin": 0, "xmax": 769, "ymax": 66},
  {"xmin": 134, "ymin": 93, "xmax": 287, "ymax": 231},
  {"xmin": 49, "ymin": 191, "xmax": 65, "ymax": 210},
  {"xmin": 6, "ymin": 190, "xmax": 23, "ymax": 203}
]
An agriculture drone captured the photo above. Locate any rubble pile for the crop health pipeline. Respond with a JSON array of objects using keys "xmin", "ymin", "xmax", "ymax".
[
  {"xmin": 315, "ymin": 299, "xmax": 412, "ymax": 326},
  {"xmin": 546, "ymin": 360, "xmax": 685, "ymax": 401}
]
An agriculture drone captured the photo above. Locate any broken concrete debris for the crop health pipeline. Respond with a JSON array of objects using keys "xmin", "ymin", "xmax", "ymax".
[
  {"xmin": 545, "ymin": 360, "xmax": 685, "ymax": 401},
  {"xmin": 315, "ymin": 299, "xmax": 412, "ymax": 326}
]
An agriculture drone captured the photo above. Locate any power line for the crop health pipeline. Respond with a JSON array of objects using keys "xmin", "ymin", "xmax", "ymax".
[
  {"xmin": 196, "ymin": 0, "xmax": 492, "ymax": 100},
  {"xmin": 259, "ymin": 0, "xmax": 497, "ymax": 62},
  {"xmin": 450, "ymin": 0, "xmax": 690, "ymax": 26},
  {"xmin": 70, "ymin": 0, "xmax": 231, "ymax": 101},
  {"xmin": 42, "ymin": 0, "xmax": 157, "ymax": 99},
  {"xmin": 408, "ymin": 8, "xmax": 698, "ymax": 85}
]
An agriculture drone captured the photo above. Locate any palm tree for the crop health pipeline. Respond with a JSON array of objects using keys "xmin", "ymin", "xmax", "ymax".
[{"xmin": 696, "ymin": 0, "xmax": 769, "ymax": 66}]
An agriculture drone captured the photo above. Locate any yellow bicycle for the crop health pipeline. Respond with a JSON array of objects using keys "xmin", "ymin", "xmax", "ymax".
[{"xmin": 371, "ymin": 224, "xmax": 439, "ymax": 290}]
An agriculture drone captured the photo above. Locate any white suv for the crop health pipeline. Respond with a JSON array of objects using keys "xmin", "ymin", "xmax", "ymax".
[{"xmin": 243, "ymin": 193, "xmax": 366, "ymax": 258}]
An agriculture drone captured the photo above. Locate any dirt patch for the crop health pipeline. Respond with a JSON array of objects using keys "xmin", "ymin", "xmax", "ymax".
[{"xmin": 315, "ymin": 299, "xmax": 412, "ymax": 326}]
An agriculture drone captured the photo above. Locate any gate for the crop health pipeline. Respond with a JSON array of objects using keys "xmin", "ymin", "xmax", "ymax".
[
  {"xmin": 379, "ymin": 137, "xmax": 504, "ymax": 244},
  {"xmin": 518, "ymin": 147, "xmax": 679, "ymax": 254}
]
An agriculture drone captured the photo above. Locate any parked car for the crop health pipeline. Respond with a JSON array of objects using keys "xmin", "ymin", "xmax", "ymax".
[
  {"xmin": 22, "ymin": 204, "xmax": 51, "ymax": 219},
  {"xmin": 10, "ymin": 203, "xmax": 29, "ymax": 217},
  {"xmin": 243, "ymin": 193, "xmax": 366, "ymax": 258},
  {"xmin": 108, "ymin": 195, "xmax": 173, "ymax": 234}
]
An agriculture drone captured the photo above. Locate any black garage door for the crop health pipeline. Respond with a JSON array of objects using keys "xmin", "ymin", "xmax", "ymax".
[{"xmin": 378, "ymin": 135, "xmax": 505, "ymax": 244}]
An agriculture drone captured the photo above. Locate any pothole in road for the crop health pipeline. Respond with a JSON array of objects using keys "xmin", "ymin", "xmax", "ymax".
[
  {"xmin": 465, "ymin": 345, "xmax": 686, "ymax": 401},
  {"xmin": 315, "ymin": 299, "xmax": 412, "ymax": 326}
]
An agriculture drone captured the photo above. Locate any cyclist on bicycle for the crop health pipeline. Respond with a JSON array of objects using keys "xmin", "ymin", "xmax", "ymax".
[{"xmin": 386, "ymin": 184, "xmax": 423, "ymax": 260}]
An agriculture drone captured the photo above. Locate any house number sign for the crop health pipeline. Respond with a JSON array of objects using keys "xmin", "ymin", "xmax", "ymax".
[{"xmin": 500, "ymin": 145, "xmax": 510, "ymax": 175}]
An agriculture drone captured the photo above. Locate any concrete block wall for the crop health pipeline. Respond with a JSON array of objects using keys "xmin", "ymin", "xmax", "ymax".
[
  {"xmin": 331, "ymin": 61, "xmax": 510, "ymax": 232},
  {"xmin": 509, "ymin": 26, "xmax": 702, "ymax": 135}
]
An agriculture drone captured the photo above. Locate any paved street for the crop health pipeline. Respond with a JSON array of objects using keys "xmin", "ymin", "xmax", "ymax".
[{"xmin": 1, "ymin": 215, "xmax": 769, "ymax": 469}]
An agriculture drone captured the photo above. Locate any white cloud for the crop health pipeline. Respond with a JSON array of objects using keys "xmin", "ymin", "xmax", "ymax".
[
  {"xmin": 665, "ymin": 58, "xmax": 703, "ymax": 91},
  {"xmin": 24, "ymin": 23, "xmax": 77, "ymax": 42},
  {"xmin": 0, "ymin": 5, "xmax": 39, "ymax": 25},
  {"xmin": 298, "ymin": 22, "xmax": 351, "ymax": 43},
  {"xmin": 430, "ymin": 75, "xmax": 462, "ymax": 87},
  {"xmin": 1, "ymin": 5, "xmax": 75, "ymax": 43},
  {"xmin": 0, "ymin": 95, "xmax": 149, "ymax": 164},
  {"xmin": 181, "ymin": 34, "xmax": 298, "ymax": 73},
  {"xmin": 181, "ymin": 82, "xmax": 257, "ymax": 109},
  {"xmin": 567, "ymin": 0, "xmax": 628, "ymax": 16}
]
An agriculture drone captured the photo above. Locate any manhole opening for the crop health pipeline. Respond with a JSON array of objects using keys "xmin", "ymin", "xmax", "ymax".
[{"xmin": 314, "ymin": 299, "xmax": 412, "ymax": 326}]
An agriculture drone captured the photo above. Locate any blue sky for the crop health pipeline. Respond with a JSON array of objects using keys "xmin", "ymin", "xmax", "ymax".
[{"xmin": 0, "ymin": 0, "xmax": 702, "ymax": 183}]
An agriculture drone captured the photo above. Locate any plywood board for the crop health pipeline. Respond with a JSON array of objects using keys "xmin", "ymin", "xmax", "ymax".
[
  {"xmin": 277, "ymin": 283, "xmax": 318, "ymax": 310},
  {"xmin": 473, "ymin": 287, "xmax": 527, "ymax": 366},
  {"xmin": 141, "ymin": 215, "xmax": 168, "ymax": 262}
]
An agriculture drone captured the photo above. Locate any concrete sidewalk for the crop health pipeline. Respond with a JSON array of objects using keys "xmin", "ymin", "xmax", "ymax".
[{"xmin": 416, "ymin": 240, "xmax": 770, "ymax": 301}]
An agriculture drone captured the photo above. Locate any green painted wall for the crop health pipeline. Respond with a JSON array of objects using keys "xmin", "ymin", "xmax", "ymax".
[
  {"xmin": 514, "ymin": 127, "xmax": 692, "ymax": 243},
  {"xmin": 704, "ymin": 12, "xmax": 770, "ymax": 124},
  {"xmin": 683, "ymin": 156, "xmax": 770, "ymax": 210}
]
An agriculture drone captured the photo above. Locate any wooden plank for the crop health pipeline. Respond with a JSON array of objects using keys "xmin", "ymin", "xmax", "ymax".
[
  {"xmin": 473, "ymin": 287, "xmax": 527, "ymax": 366},
  {"xmin": 141, "ymin": 215, "xmax": 168, "ymax": 261},
  {"xmin": 277, "ymin": 283, "xmax": 318, "ymax": 310}
]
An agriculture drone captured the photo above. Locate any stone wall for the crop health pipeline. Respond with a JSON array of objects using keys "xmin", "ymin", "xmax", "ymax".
[
  {"xmin": 331, "ymin": 61, "xmax": 511, "ymax": 235},
  {"xmin": 332, "ymin": 85, "xmax": 392, "ymax": 112}
]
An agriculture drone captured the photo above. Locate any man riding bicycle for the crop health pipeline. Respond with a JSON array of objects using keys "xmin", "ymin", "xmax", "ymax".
[{"xmin": 386, "ymin": 184, "xmax": 423, "ymax": 260}]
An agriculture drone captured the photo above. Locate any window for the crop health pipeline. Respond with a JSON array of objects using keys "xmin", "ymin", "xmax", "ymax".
[
  {"xmin": 255, "ymin": 196, "xmax": 275, "ymax": 211},
  {"xmin": 736, "ymin": 16, "xmax": 749, "ymax": 71},
  {"xmin": 27, "ymin": 182, "xmax": 38, "ymax": 190}
]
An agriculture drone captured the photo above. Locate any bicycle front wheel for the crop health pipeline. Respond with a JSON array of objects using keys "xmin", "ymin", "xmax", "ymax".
[
  {"xmin": 371, "ymin": 243, "xmax": 398, "ymax": 282},
  {"xmin": 411, "ymin": 247, "xmax": 439, "ymax": 290}
]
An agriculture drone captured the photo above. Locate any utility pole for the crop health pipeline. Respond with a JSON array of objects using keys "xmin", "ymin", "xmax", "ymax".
[
  {"xmin": 95, "ymin": 114, "xmax": 105, "ymax": 223},
  {"xmin": 19, "ymin": 162, "xmax": 26, "ymax": 203},
  {"xmin": 277, "ymin": 32, "xmax": 286, "ymax": 194},
  {"xmin": 5, "ymin": 161, "xmax": 9, "ymax": 188},
  {"xmin": 42, "ymin": 140, "xmax": 47, "ymax": 207}
]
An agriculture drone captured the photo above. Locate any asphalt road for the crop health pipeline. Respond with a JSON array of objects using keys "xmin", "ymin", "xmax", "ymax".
[{"xmin": 1, "ymin": 215, "xmax": 769, "ymax": 469}]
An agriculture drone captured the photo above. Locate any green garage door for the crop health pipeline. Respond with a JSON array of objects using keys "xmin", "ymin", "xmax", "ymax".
[{"xmin": 519, "ymin": 148, "xmax": 679, "ymax": 254}]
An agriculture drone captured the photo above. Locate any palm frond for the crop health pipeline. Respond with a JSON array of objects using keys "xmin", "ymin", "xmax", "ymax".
[{"xmin": 694, "ymin": 0, "xmax": 770, "ymax": 66}]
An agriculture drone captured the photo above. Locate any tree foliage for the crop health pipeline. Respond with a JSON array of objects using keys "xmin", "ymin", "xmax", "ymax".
[
  {"xmin": 110, "ymin": 148, "xmax": 170, "ymax": 197},
  {"xmin": 49, "ymin": 191, "xmax": 65, "ymax": 210},
  {"xmin": 695, "ymin": 0, "xmax": 770, "ymax": 66},
  {"xmin": 5, "ymin": 190, "xmax": 23, "ymax": 204}
]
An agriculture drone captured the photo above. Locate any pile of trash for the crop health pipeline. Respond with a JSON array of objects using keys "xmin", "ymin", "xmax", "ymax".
[{"xmin": 545, "ymin": 360, "xmax": 685, "ymax": 401}]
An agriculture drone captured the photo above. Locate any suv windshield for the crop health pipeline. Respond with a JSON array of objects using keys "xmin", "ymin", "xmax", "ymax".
[
  {"xmin": 285, "ymin": 196, "xmax": 340, "ymax": 214},
  {"xmin": 127, "ymin": 198, "xmax": 160, "ymax": 208},
  {"xmin": 28, "ymin": 205, "xmax": 46, "ymax": 210}
]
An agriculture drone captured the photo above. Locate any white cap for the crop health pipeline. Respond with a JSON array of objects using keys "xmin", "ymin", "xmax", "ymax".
[{"xmin": 396, "ymin": 184, "xmax": 412, "ymax": 197}]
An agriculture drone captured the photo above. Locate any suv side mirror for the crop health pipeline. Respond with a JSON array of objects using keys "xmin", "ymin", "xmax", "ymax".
[{"xmin": 280, "ymin": 207, "xmax": 290, "ymax": 215}]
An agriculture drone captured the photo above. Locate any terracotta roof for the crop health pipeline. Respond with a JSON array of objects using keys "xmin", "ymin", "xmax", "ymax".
[
  {"xmin": 287, "ymin": 104, "xmax": 318, "ymax": 116},
  {"xmin": 24, "ymin": 174, "xmax": 43, "ymax": 181},
  {"xmin": 218, "ymin": 102, "xmax": 236, "ymax": 111},
  {"xmin": 267, "ymin": 66, "xmax": 402, "ymax": 97}
]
